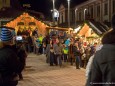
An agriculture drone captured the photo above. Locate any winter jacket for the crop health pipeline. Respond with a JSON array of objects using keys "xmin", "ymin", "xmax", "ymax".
[
  {"xmin": 73, "ymin": 46, "xmax": 80, "ymax": 56},
  {"xmin": 53, "ymin": 43, "xmax": 63, "ymax": 55},
  {"xmin": 17, "ymin": 46, "xmax": 27, "ymax": 66},
  {"xmin": 86, "ymin": 45, "xmax": 103, "ymax": 80},
  {"xmin": 86, "ymin": 44, "xmax": 115, "ymax": 86},
  {"xmin": 0, "ymin": 45, "xmax": 22, "ymax": 84},
  {"xmin": 46, "ymin": 44, "xmax": 52, "ymax": 58}
]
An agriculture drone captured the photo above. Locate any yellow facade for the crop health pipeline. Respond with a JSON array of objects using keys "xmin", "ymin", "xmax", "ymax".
[{"xmin": 0, "ymin": 0, "xmax": 10, "ymax": 9}]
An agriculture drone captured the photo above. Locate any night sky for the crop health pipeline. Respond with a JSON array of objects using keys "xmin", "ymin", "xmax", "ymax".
[{"xmin": 19, "ymin": 0, "xmax": 87, "ymax": 18}]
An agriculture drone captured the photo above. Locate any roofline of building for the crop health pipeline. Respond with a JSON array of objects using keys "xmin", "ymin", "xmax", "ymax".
[{"xmin": 75, "ymin": 0, "xmax": 98, "ymax": 9}]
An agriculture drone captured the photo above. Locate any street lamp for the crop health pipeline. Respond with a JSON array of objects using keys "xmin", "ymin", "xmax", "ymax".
[
  {"xmin": 75, "ymin": 8, "xmax": 78, "ymax": 28},
  {"xmin": 54, "ymin": 9, "xmax": 59, "ymax": 26},
  {"xmin": 51, "ymin": 10, "xmax": 53, "ymax": 26},
  {"xmin": 67, "ymin": 0, "xmax": 70, "ymax": 28},
  {"xmin": 84, "ymin": 8, "xmax": 87, "ymax": 21},
  {"xmin": 52, "ymin": 0, "xmax": 55, "ymax": 26},
  {"xmin": 51, "ymin": 9, "xmax": 59, "ymax": 26}
]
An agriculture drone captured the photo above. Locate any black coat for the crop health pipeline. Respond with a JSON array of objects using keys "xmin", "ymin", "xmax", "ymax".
[
  {"xmin": 86, "ymin": 44, "xmax": 115, "ymax": 86},
  {"xmin": 73, "ymin": 46, "xmax": 80, "ymax": 56},
  {"xmin": 0, "ymin": 45, "xmax": 22, "ymax": 82}
]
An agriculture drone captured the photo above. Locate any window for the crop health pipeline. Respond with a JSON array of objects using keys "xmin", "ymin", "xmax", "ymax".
[
  {"xmin": 97, "ymin": 5, "xmax": 100, "ymax": 17},
  {"xmin": 113, "ymin": 0, "xmax": 115, "ymax": 13},
  {"xmin": 61, "ymin": 13, "xmax": 63, "ymax": 23},
  {"xmin": 90, "ymin": 5, "xmax": 94, "ymax": 18},
  {"xmin": 79, "ymin": 12, "xmax": 82, "ymax": 21},
  {"xmin": 104, "ymin": 3, "xmax": 108, "ymax": 15}
]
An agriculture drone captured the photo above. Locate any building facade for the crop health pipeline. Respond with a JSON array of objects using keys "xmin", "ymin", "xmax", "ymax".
[
  {"xmin": 58, "ymin": 4, "xmax": 75, "ymax": 28},
  {"xmin": 58, "ymin": 0, "xmax": 115, "ymax": 28},
  {"xmin": 0, "ymin": 0, "xmax": 10, "ymax": 9},
  {"xmin": 75, "ymin": 0, "xmax": 115, "ymax": 23}
]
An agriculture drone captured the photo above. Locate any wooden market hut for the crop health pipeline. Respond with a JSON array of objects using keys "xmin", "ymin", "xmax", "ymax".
[
  {"xmin": 5, "ymin": 12, "xmax": 48, "ymax": 36},
  {"xmin": 75, "ymin": 20, "xmax": 110, "ymax": 44},
  {"xmin": 0, "ymin": 8, "xmax": 48, "ymax": 36},
  {"xmin": 46, "ymin": 27, "xmax": 73, "ymax": 37},
  {"xmin": 76, "ymin": 20, "xmax": 110, "ymax": 37}
]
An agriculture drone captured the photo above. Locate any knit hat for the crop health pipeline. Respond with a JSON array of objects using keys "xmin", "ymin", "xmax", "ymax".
[{"xmin": 0, "ymin": 27, "xmax": 13, "ymax": 42}]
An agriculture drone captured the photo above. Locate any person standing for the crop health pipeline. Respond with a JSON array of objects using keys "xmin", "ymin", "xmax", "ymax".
[
  {"xmin": 46, "ymin": 39, "xmax": 54, "ymax": 66},
  {"xmin": 68, "ymin": 41, "xmax": 74, "ymax": 65},
  {"xmin": 73, "ymin": 41, "xmax": 81, "ymax": 69},
  {"xmin": 63, "ymin": 45, "xmax": 68, "ymax": 62},
  {"xmin": 16, "ymin": 42, "xmax": 27, "ymax": 80},
  {"xmin": 0, "ymin": 27, "xmax": 22, "ymax": 86},
  {"xmin": 53, "ymin": 38, "xmax": 63, "ymax": 67},
  {"xmin": 27, "ymin": 34, "xmax": 33, "ymax": 53},
  {"xmin": 86, "ymin": 14, "xmax": 115, "ymax": 86}
]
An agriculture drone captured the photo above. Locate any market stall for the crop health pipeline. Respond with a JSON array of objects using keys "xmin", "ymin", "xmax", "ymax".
[
  {"xmin": 5, "ymin": 12, "xmax": 48, "ymax": 36},
  {"xmin": 74, "ymin": 23, "xmax": 104, "ymax": 45},
  {"xmin": 46, "ymin": 27, "xmax": 73, "ymax": 38}
]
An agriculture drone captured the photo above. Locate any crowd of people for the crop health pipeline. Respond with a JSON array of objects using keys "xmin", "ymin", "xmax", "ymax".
[
  {"xmin": 0, "ymin": 14, "xmax": 115, "ymax": 86},
  {"xmin": 19, "ymin": 27, "xmax": 99, "ymax": 69},
  {"xmin": 44, "ymin": 36, "xmax": 99, "ymax": 69}
]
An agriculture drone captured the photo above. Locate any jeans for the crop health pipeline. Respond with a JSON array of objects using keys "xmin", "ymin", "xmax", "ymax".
[
  {"xmin": 50, "ymin": 52, "xmax": 54, "ymax": 66},
  {"xmin": 75, "ymin": 56, "xmax": 82, "ymax": 68},
  {"xmin": 64, "ymin": 54, "xmax": 68, "ymax": 62},
  {"xmin": 56, "ymin": 55, "xmax": 62, "ymax": 67},
  {"xmin": 28, "ymin": 44, "xmax": 32, "ymax": 53}
]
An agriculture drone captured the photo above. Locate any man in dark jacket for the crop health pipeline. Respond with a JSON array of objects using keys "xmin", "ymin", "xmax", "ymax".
[
  {"xmin": 0, "ymin": 27, "xmax": 22, "ymax": 86},
  {"xmin": 86, "ymin": 14, "xmax": 115, "ymax": 86},
  {"xmin": 73, "ymin": 41, "xmax": 82, "ymax": 69}
]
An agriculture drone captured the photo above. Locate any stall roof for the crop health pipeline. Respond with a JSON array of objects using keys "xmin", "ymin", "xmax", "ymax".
[
  {"xmin": 87, "ymin": 20, "xmax": 110, "ymax": 35},
  {"xmin": 77, "ymin": 20, "xmax": 110, "ymax": 36}
]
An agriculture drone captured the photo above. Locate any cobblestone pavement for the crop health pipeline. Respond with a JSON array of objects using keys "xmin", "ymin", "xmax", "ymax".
[{"xmin": 18, "ymin": 53, "xmax": 86, "ymax": 86}]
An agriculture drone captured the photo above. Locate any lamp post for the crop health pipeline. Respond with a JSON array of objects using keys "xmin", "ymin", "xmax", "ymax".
[
  {"xmin": 52, "ymin": 0, "xmax": 55, "ymax": 26},
  {"xmin": 75, "ymin": 8, "xmax": 77, "ymax": 28},
  {"xmin": 50, "ymin": 10, "xmax": 53, "ymax": 26},
  {"xmin": 84, "ymin": 8, "xmax": 87, "ymax": 21},
  {"xmin": 54, "ymin": 9, "xmax": 59, "ymax": 26},
  {"xmin": 67, "ymin": 0, "xmax": 70, "ymax": 28}
]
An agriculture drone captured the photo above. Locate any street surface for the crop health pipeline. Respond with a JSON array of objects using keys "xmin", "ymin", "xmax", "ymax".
[{"xmin": 18, "ymin": 53, "xmax": 86, "ymax": 86}]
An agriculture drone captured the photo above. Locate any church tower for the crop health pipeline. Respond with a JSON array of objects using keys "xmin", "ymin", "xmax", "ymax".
[{"xmin": 0, "ymin": 0, "xmax": 10, "ymax": 9}]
